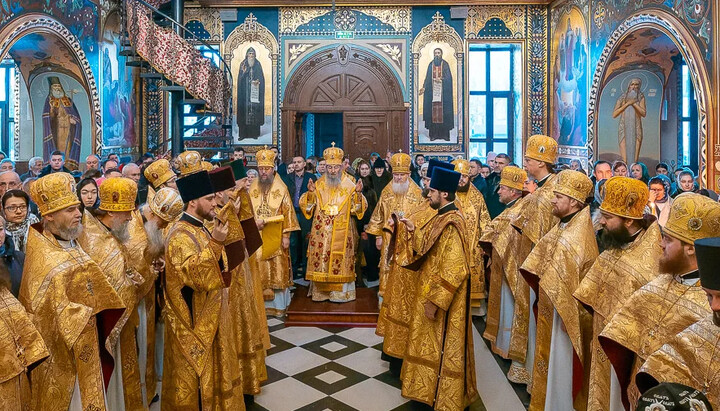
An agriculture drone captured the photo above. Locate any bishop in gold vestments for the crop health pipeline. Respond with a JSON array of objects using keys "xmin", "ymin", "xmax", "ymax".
[
  {"xmin": 248, "ymin": 148, "xmax": 300, "ymax": 316},
  {"xmin": 79, "ymin": 177, "xmax": 149, "ymax": 410},
  {"xmin": 574, "ymin": 176, "xmax": 662, "ymax": 411},
  {"xmin": 162, "ymin": 169, "xmax": 245, "ymax": 410},
  {"xmin": 400, "ymin": 165, "xmax": 478, "ymax": 411},
  {"xmin": 21, "ymin": 172, "xmax": 125, "ymax": 411},
  {"xmin": 635, "ymin": 237, "xmax": 720, "ymax": 405},
  {"xmin": 598, "ymin": 193, "xmax": 720, "ymax": 409},
  {"xmin": 452, "ymin": 159, "xmax": 491, "ymax": 316},
  {"xmin": 300, "ymin": 144, "xmax": 367, "ymax": 302},
  {"xmin": 519, "ymin": 170, "xmax": 597, "ymax": 411}
]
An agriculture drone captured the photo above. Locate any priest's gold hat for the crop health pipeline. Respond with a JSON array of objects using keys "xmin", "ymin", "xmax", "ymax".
[
  {"xmin": 452, "ymin": 159, "xmax": 471, "ymax": 176},
  {"xmin": 99, "ymin": 177, "xmax": 137, "ymax": 212},
  {"xmin": 202, "ymin": 161, "xmax": 213, "ymax": 172},
  {"xmin": 144, "ymin": 159, "xmax": 175, "ymax": 189},
  {"xmin": 177, "ymin": 150, "xmax": 204, "ymax": 176},
  {"xmin": 390, "ymin": 152, "xmax": 412, "ymax": 174},
  {"xmin": 256, "ymin": 146, "xmax": 277, "ymax": 168},
  {"xmin": 663, "ymin": 192, "xmax": 720, "ymax": 245},
  {"xmin": 31, "ymin": 172, "xmax": 81, "ymax": 215},
  {"xmin": 499, "ymin": 166, "xmax": 526, "ymax": 191},
  {"xmin": 554, "ymin": 170, "xmax": 593, "ymax": 203},
  {"xmin": 149, "ymin": 187, "xmax": 184, "ymax": 223},
  {"xmin": 599, "ymin": 176, "xmax": 649, "ymax": 219},
  {"xmin": 323, "ymin": 142, "xmax": 344, "ymax": 166},
  {"xmin": 525, "ymin": 134, "xmax": 558, "ymax": 164}
]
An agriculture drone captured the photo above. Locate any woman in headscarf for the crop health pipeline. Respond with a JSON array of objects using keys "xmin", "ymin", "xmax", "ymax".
[
  {"xmin": 355, "ymin": 160, "xmax": 380, "ymax": 286},
  {"xmin": 2, "ymin": 190, "xmax": 39, "ymax": 253},
  {"xmin": 370, "ymin": 158, "xmax": 392, "ymax": 200},
  {"xmin": 630, "ymin": 162, "xmax": 651, "ymax": 184},
  {"xmin": 647, "ymin": 174, "xmax": 673, "ymax": 226}
]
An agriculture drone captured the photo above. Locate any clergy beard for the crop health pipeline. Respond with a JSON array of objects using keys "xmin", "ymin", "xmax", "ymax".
[
  {"xmin": 429, "ymin": 197, "xmax": 441, "ymax": 210},
  {"xmin": 144, "ymin": 220, "xmax": 165, "ymax": 259},
  {"xmin": 713, "ymin": 311, "xmax": 720, "ymax": 327},
  {"xmin": 392, "ymin": 181, "xmax": 409, "ymax": 196},
  {"xmin": 110, "ymin": 219, "xmax": 130, "ymax": 243},
  {"xmin": 326, "ymin": 173, "xmax": 341, "ymax": 189},
  {"xmin": 258, "ymin": 174, "xmax": 273, "ymax": 192},
  {"xmin": 457, "ymin": 182, "xmax": 470, "ymax": 193},
  {"xmin": 51, "ymin": 89, "xmax": 65, "ymax": 99},
  {"xmin": 659, "ymin": 248, "xmax": 689, "ymax": 275},
  {"xmin": 597, "ymin": 225, "xmax": 633, "ymax": 250},
  {"xmin": 55, "ymin": 222, "xmax": 83, "ymax": 241},
  {"xmin": 422, "ymin": 187, "xmax": 430, "ymax": 199},
  {"xmin": 247, "ymin": 57, "xmax": 256, "ymax": 67},
  {"xmin": 433, "ymin": 56, "xmax": 442, "ymax": 66}
]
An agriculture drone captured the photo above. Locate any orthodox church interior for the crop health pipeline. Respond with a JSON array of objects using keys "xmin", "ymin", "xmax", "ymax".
[{"xmin": 1, "ymin": 0, "xmax": 718, "ymax": 409}]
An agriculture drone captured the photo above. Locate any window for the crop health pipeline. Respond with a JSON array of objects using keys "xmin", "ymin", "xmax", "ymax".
[
  {"xmin": 468, "ymin": 43, "xmax": 522, "ymax": 163},
  {"xmin": 678, "ymin": 62, "xmax": 698, "ymax": 171},
  {"xmin": 0, "ymin": 60, "xmax": 16, "ymax": 159}
]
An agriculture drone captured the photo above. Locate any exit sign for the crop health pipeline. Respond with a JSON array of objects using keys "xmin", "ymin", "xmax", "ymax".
[{"xmin": 335, "ymin": 31, "xmax": 354, "ymax": 40}]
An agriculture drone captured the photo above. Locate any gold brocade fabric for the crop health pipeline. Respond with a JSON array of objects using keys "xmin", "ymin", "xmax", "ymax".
[
  {"xmin": 511, "ymin": 174, "xmax": 559, "ymax": 246},
  {"xmin": 598, "ymin": 274, "xmax": 710, "ymax": 408},
  {"xmin": 400, "ymin": 210, "xmax": 479, "ymax": 411},
  {"xmin": 454, "ymin": 184, "xmax": 491, "ymax": 306},
  {"xmin": 480, "ymin": 197, "xmax": 527, "ymax": 358},
  {"xmin": 573, "ymin": 222, "xmax": 662, "ymax": 411},
  {"xmin": 637, "ymin": 316, "xmax": 720, "ymax": 405},
  {"xmin": 520, "ymin": 207, "xmax": 598, "ymax": 410},
  {"xmin": 20, "ymin": 226, "xmax": 125, "ymax": 411},
  {"xmin": 162, "ymin": 219, "xmax": 245, "ymax": 410},
  {"xmin": 0, "ymin": 287, "xmax": 49, "ymax": 411},
  {"xmin": 249, "ymin": 174, "xmax": 300, "ymax": 290},
  {"xmin": 377, "ymin": 200, "xmax": 436, "ymax": 355},
  {"xmin": 365, "ymin": 180, "xmax": 425, "ymax": 296},
  {"xmin": 300, "ymin": 175, "xmax": 368, "ymax": 286},
  {"xmin": 79, "ymin": 211, "xmax": 148, "ymax": 410}
]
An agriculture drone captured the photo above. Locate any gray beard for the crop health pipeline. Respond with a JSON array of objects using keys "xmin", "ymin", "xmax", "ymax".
[
  {"xmin": 392, "ymin": 181, "xmax": 409, "ymax": 196},
  {"xmin": 144, "ymin": 220, "xmax": 165, "ymax": 259},
  {"xmin": 110, "ymin": 220, "xmax": 130, "ymax": 243},
  {"xmin": 326, "ymin": 174, "xmax": 341, "ymax": 188},
  {"xmin": 51, "ymin": 89, "xmax": 65, "ymax": 99},
  {"xmin": 60, "ymin": 223, "xmax": 83, "ymax": 241},
  {"xmin": 247, "ymin": 58, "xmax": 256, "ymax": 67}
]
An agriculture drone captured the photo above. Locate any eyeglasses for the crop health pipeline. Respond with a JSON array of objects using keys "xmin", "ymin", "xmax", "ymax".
[{"xmin": 4, "ymin": 205, "xmax": 27, "ymax": 213}]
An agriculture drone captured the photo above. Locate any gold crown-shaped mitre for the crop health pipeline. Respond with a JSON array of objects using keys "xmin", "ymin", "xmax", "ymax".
[
  {"xmin": 452, "ymin": 159, "xmax": 471, "ymax": 176},
  {"xmin": 30, "ymin": 172, "xmax": 81, "ymax": 215},
  {"xmin": 144, "ymin": 159, "xmax": 175, "ymax": 189},
  {"xmin": 599, "ymin": 176, "xmax": 649, "ymax": 219},
  {"xmin": 554, "ymin": 170, "xmax": 593, "ymax": 203},
  {"xmin": 499, "ymin": 166, "xmax": 527, "ymax": 191},
  {"xmin": 177, "ymin": 150, "xmax": 204, "ymax": 176},
  {"xmin": 256, "ymin": 146, "xmax": 277, "ymax": 168},
  {"xmin": 149, "ymin": 187, "xmax": 184, "ymax": 223},
  {"xmin": 390, "ymin": 152, "xmax": 412, "ymax": 174},
  {"xmin": 323, "ymin": 142, "xmax": 344, "ymax": 166},
  {"xmin": 99, "ymin": 177, "xmax": 138, "ymax": 212},
  {"xmin": 664, "ymin": 192, "xmax": 720, "ymax": 245},
  {"xmin": 525, "ymin": 134, "xmax": 558, "ymax": 164}
]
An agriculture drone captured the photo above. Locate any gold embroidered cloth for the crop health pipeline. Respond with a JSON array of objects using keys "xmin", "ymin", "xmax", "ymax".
[
  {"xmin": 511, "ymin": 174, "xmax": 559, "ymax": 246},
  {"xmin": 455, "ymin": 184, "xmax": 491, "ymax": 306},
  {"xmin": 573, "ymin": 222, "xmax": 662, "ymax": 411}
]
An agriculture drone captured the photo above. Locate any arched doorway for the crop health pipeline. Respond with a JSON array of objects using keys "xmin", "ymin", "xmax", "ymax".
[{"xmin": 282, "ymin": 46, "xmax": 406, "ymax": 162}]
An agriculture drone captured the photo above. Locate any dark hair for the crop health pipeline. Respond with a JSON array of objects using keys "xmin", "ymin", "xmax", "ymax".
[
  {"xmin": 545, "ymin": 162, "xmax": 556, "ymax": 174},
  {"xmin": 594, "ymin": 160, "xmax": 611, "ymax": 170},
  {"xmin": 317, "ymin": 157, "xmax": 325, "ymax": 162},
  {"xmin": 470, "ymin": 159, "xmax": 482, "ymax": 167},
  {"xmin": 445, "ymin": 191, "xmax": 456, "ymax": 202},
  {"xmin": 234, "ymin": 146, "xmax": 245, "ymax": 153},
  {"xmin": 655, "ymin": 162, "xmax": 669, "ymax": 171},
  {"xmin": 51, "ymin": 150, "xmax": 65, "ymax": 158},
  {"xmin": 142, "ymin": 152, "xmax": 154, "ymax": 160},
  {"xmin": 82, "ymin": 169, "xmax": 103, "ymax": 179},
  {"xmin": 613, "ymin": 160, "xmax": 627, "ymax": 171},
  {"xmin": 415, "ymin": 154, "xmax": 425, "ymax": 160},
  {"xmin": 102, "ymin": 159, "xmax": 117, "ymax": 169},
  {"xmin": 2, "ymin": 189, "xmax": 29, "ymax": 208},
  {"xmin": 76, "ymin": 178, "xmax": 99, "ymax": 212},
  {"xmin": 496, "ymin": 153, "xmax": 511, "ymax": 161},
  {"xmin": 104, "ymin": 167, "xmax": 121, "ymax": 175}
]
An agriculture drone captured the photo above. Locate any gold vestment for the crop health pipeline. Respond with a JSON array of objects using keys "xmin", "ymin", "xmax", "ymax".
[
  {"xmin": 79, "ymin": 211, "xmax": 150, "ymax": 410},
  {"xmin": 400, "ymin": 207, "xmax": 479, "ymax": 410},
  {"xmin": 573, "ymin": 222, "xmax": 662, "ymax": 411},
  {"xmin": 248, "ymin": 174, "xmax": 300, "ymax": 294},
  {"xmin": 0, "ymin": 287, "xmax": 48, "ymax": 411},
  {"xmin": 300, "ymin": 175, "xmax": 367, "ymax": 300},
  {"xmin": 598, "ymin": 273, "xmax": 710, "ymax": 408},
  {"xmin": 162, "ymin": 216, "xmax": 245, "ymax": 410},
  {"xmin": 365, "ymin": 180, "xmax": 425, "ymax": 297},
  {"xmin": 454, "ymin": 184, "xmax": 491, "ymax": 311},
  {"xmin": 636, "ymin": 316, "xmax": 720, "ymax": 405},
  {"xmin": 20, "ymin": 225, "xmax": 125, "ymax": 411},
  {"xmin": 520, "ymin": 207, "xmax": 598, "ymax": 410},
  {"xmin": 376, "ymin": 199, "xmax": 436, "ymax": 355}
]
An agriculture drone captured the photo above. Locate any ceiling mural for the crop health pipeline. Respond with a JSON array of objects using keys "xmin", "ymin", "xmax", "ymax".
[
  {"xmin": 8, "ymin": 32, "xmax": 87, "ymax": 91},
  {"xmin": 603, "ymin": 28, "xmax": 680, "ymax": 83}
]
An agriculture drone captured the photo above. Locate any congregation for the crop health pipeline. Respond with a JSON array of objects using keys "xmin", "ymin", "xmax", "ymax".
[{"xmin": 1, "ymin": 135, "xmax": 720, "ymax": 411}]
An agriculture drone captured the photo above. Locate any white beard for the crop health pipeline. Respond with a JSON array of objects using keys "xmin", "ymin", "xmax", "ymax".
[
  {"xmin": 51, "ymin": 89, "xmax": 65, "ymax": 99},
  {"xmin": 144, "ymin": 220, "xmax": 165, "ymax": 259},
  {"xmin": 247, "ymin": 57, "xmax": 256, "ymax": 67},
  {"xmin": 392, "ymin": 181, "xmax": 409, "ymax": 196},
  {"xmin": 326, "ymin": 173, "xmax": 341, "ymax": 188}
]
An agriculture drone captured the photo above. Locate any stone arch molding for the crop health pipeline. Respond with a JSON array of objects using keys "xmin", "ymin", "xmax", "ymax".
[
  {"xmin": 0, "ymin": 14, "xmax": 103, "ymax": 155},
  {"xmin": 588, "ymin": 10, "xmax": 712, "ymax": 187}
]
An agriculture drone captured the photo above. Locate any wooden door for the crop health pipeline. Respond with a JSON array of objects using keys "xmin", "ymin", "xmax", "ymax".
[{"xmin": 343, "ymin": 111, "xmax": 388, "ymax": 160}]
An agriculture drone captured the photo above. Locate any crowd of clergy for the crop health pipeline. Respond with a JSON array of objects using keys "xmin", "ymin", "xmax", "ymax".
[{"xmin": 1, "ymin": 135, "xmax": 720, "ymax": 411}]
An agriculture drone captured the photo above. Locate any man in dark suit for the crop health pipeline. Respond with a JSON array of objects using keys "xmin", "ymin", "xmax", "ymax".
[
  {"xmin": 483, "ymin": 153, "xmax": 511, "ymax": 219},
  {"xmin": 282, "ymin": 155, "xmax": 317, "ymax": 283}
]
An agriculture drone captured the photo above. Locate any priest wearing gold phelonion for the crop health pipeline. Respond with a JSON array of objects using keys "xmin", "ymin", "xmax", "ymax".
[
  {"xmin": 300, "ymin": 142, "xmax": 367, "ymax": 302},
  {"xmin": 78, "ymin": 177, "xmax": 149, "ymax": 410},
  {"xmin": 365, "ymin": 151, "xmax": 424, "ymax": 303},
  {"xmin": 573, "ymin": 176, "xmax": 662, "ymax": 411},
  {"xmin": 519, "ymin": 170, "xmax": 597, "ymax": 411},
  {"xmin": 144, "ymin": 158, "xmax": 178, "ymax": 200},
  {"xmin": 20, "ymin": 172, "xmax": 125, "ymax": 411},
  {"xmin": 451, "ymin": 158, "xmax": 491, "ymax": 316},
  {"xmin": 162, "ymin": 168, "xmax": 245, "ymax": 410},
  {"xmin": 248, "ymin": 146, "xmax": 300, "ymax": 316},
  {"xmin": 598, "ymin": 192, "xmax": 720, "ymax": 409}
]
